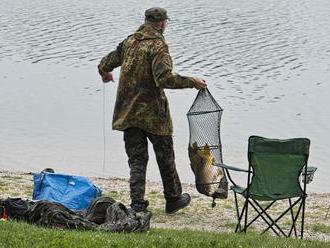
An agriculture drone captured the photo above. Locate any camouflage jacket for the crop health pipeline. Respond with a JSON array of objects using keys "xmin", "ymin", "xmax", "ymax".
[{"xmin": 98, "ymin": 23, "xmax": 196, "ymax": 135}]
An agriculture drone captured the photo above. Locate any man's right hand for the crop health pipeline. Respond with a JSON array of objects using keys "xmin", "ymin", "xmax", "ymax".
[
  {"xmin": 193, "ymin": 77, "xmax": 207, "ymax": 90},
  {"xmin": 101, "ymin": 72, "xmax": 114, "ymax": 83}
]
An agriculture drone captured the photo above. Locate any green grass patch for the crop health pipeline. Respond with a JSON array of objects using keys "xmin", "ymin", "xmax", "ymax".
[
  {"xmin": 224, "ymin": 202, "xmax": 234, "ymax": 209},
  {"xmin": 1, "ymin": 175, "xmax": 23, "ymax": 180},
  {"xmin": 0, "ymin": 221, "xmax": 328, "ymax": 248},
  {"xmin": 107, "ymin": 190, "xmax": 119, "ymax": 197},
  {"xmin": 147, "ymin": 192, "xmax": 163, "ymax": 201},
  {"xmin": 0, "ymin": 181, "xmax": 8, "ymax": 187},
  {"xmin": 0, "ymin": 186, "xmax": 8, "ymax": 193},
  {"xmin": 311, "ymin": 223, "xmax": 330, "ymax": 234},
  {"xmin": 23, "ymin": 187, "xmax": 34, "ymax": 196},
  {"xmin": 149, "ymin": 208, "xmax": 168, "ymax": 223},
  {"xmin": 223, "ymin": 222, "xmax": 237, "ymax": 229},
  {"xmin": 304, "ymin": 212, "xmax": 315, "ymax": 218},
  {"xmin": 9, "ymin": 192, "xmax": 20, "ymax": 197},
  {"xmin": 222, "ymin": 222, "xmax": 258, "ymax": 233}
]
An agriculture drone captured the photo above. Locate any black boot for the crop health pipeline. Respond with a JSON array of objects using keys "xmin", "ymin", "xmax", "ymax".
[
  {"xmin": 165, "ymin": 193, "xmax": 191, "ymax": 214},
  {"xmin": 131, "ymin": 200, "xmax": 149, "ymax": 212}
]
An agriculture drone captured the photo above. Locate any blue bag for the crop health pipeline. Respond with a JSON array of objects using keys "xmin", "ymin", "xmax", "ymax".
[{"xmin": 32, "ymin": 172, "xmax": 102, "ymax": 211}]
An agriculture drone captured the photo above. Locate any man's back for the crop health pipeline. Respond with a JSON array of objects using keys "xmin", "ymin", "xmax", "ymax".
[
  {"xmin": 98, "ymin": 18, "xmax": 204, "ymax": 135},
  {"xmin": 112, "ymin": 24, "xmax": 174, "ymax": 135}
]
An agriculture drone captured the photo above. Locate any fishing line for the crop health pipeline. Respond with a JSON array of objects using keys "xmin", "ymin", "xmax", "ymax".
[{"xmin": 102, "ymin": 83, "xmax": 106, "ymax": 177}]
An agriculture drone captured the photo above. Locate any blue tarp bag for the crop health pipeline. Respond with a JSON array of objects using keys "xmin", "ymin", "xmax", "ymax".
[{"xmin": 32, "ymin": 172, "xmax": 102, "ymax": 211}]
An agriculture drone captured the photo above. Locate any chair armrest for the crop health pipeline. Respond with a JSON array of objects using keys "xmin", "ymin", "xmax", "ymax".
[
  {"xmin": 301, "ymin": 166, "xmax": 317, "ymax": 184},
  {"xmin": 215, "ymin": 163, "xmax": 250, "ymax": 173},
  {"xmin": 306, "ymin": 166, "xmax": 317, "ymax": 174}
]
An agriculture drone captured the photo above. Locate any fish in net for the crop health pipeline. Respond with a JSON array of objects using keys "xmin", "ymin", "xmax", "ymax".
[{"xmin": 187, "ymin": 88, "xmax": 228, "ymax": 206}]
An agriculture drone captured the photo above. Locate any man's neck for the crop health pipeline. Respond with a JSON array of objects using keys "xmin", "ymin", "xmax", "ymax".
[{"xmin": 144, "ymin": 22, "xmax": 164, "ymax": 34}]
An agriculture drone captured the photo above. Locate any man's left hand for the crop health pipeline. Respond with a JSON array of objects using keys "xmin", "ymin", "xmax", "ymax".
[
  {"xmin": 101, "ymin": 72, "xmax": 114, "ymax": 83},
  {"xmin": 193, "ymin": 77, "xmax": 207, "ymax": 90}
]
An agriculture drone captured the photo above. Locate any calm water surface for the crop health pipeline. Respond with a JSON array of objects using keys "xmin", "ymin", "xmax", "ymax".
[{"xmin": 0, "ymin": 0, "xmax": 329, "ymax": 192}]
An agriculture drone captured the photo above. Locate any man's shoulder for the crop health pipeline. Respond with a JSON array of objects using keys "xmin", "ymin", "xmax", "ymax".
[{"xmin": 152, "ymin": 38, "xmax": 168, "ymax": 53}]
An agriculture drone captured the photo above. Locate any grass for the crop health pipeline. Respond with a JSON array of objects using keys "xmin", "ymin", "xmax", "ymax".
[
  {"xmin": 8, "ymin": 192, "xmax": 20, "ymax": 197},
  {"xmin": 0, "ymin": 186, "xmax": 8, "ymax": 193},
  {"xmin": 107, "ymin": 190, "xmax": 119, "ymax": 198},
  {"xmin": 0, "ymin": 181, "xmax": 8, "ymax": 187},
  {"xmin": 311, "ymin": 224, "xmax": 330, "ymax": 234},
  {"xmin": 224, "ymin": 202, "xmax": 234, "ymax": 209},
  {"xmin": 1, "ymin": 175, "xmax": 23, "ymax": 180},
  {"xmin": 0, "ymin": 221, "xmax": 329, "ymax": 248},
  {"xmin": 147, "ymin": 191, "xmax": 164, "ymax": 200},
  {"xmin": 223, "ymin": 222, "xmax": 238, "ymax": 229},
  {"xmin": 23, "ymin": 185, "xmax": 34, "ymax": 196}
]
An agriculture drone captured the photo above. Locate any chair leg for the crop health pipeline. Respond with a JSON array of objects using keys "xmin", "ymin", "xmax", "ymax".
[
  {"xmin": 246, "ymin": 200, "xmax": 276, "ymax": 228},
  {"xmin": 243, "ymin": 197, "xmax": 249, "ymax": 233},
  {"xmin": 236, "ymin": 198, "xmax": 248, "ymax": 233},
  {"xmin": 289, "ymin": 198, "xmax": 297, "ymax": 237},
  {"xmin": 249, "ymin": 200, "xmax": 282, "ymax": 236},
  {"xmin": 289, "ymin": 198, "xmax": 304, "ymax": 238},
  {"xmin": 233, "ymin": 192, "xmax": 242, "ymax": 232},
  {"xmin": 263, "ymin": 197, "xmax": 301, "ymax": 236},
  {"xmin": 301, "ymin": 196, "xmax": 306, "ymax": 239}
]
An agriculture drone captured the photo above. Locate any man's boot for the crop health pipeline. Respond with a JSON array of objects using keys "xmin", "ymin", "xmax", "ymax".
[
  {"xmin": 131, "ymin": 200, "xmax": 149, "ymax": 212},
  {"xmin": 165, "ymin": 193, "xmax": 191, "ymax": 214}
]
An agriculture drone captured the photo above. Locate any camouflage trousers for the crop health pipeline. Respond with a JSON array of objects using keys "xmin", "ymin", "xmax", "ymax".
[{"xmin": 123, "ymin": 127, "xmax": 182, "ymax": 205}]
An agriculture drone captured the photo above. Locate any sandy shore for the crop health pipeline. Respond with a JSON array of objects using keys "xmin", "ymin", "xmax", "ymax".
[{"xmin": 0, "ymin": 169, "xmax": 329, "ymax": 242}]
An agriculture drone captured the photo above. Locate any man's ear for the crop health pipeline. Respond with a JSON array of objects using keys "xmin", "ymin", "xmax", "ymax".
[{"xmin": 160, "ymin": 20, "xmax": 166, "ymax": 29}]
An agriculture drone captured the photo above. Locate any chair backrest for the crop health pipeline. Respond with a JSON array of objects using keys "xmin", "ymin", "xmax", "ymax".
[{"xmin": 247, "ymin": 136, "xmax": 310, "ymax": 201}]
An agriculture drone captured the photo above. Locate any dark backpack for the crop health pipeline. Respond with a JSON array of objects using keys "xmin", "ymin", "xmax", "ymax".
[
  {"xmin": 25, "ymin": 200, "xmax": 96, "ymax": 230},
  {"xmin": 0, "ymin": 198, "xmax": 32, "ymax": 221},
  {"xmin": 84, "ymin": 196, "xmax": 116, "ymax": 224}
]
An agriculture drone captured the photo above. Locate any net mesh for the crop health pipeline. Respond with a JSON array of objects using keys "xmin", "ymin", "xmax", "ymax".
[{"xmin": 187, "ymin": 89, "xmax": 228, "ymax": 201}]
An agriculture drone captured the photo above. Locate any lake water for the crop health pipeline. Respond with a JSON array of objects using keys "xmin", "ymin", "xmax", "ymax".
[{"xmin": 1, "ymin": 0, "xmax": 329, "ymax": 192}]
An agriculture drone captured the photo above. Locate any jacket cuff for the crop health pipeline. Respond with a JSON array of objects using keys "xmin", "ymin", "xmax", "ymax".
[
  {"xmin": 186, "ymin": 77, "xmax": 196, "ymax": 88},
  {"xmin": 98, "ymin": 65, "xmax": 105, "ymax": 76},
  {"xmin": 98, "ymin": 65, "xmax": 112, "ymax": 76}
]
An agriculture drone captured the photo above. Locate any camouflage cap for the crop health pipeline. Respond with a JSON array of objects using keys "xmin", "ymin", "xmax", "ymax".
[{"xmin": 145, "ymin": 7, "xmax": 169, "ymax": 22}]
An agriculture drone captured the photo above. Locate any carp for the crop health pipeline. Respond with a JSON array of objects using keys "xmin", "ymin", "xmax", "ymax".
[{"xmin": 188, "ymin": 142, "xmax": 227, "ymax": 199}]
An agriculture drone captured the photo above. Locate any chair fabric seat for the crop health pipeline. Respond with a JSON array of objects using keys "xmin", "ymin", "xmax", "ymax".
[
  {"xmin": 231, "ymin": 185, "xmax": 246, "ymax": 195},
  {"xmin": 231, "ymin": 185, "xmax": 304, "ymax": 201}
]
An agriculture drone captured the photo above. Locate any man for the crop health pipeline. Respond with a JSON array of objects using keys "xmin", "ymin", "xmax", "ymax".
[{"xmin": 98, "ymin": 7, "xmax": 207, "ymax": 214}]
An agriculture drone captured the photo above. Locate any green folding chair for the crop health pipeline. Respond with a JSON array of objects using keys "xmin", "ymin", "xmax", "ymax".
[{"xmin": 217, "ymin": 136, "xmax": 317, "ymax": 239}]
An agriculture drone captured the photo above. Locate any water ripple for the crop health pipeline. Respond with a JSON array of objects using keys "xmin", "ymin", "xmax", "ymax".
[{"xmin": 1, "ymin": 0, "xmax": 330, "ymax": 102}]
